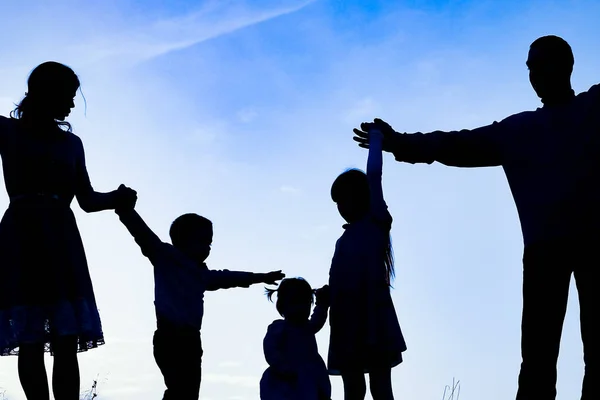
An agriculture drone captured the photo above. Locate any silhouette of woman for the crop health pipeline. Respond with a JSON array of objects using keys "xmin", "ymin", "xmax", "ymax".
[{"xmin": 0, "ymin": 61, "xmax": 137, "ymax": 400}]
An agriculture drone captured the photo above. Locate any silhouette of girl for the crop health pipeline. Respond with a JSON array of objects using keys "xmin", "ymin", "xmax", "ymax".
[
  {"xmin": 328, "ymin": 129, "xmax": 406, "ymax": 400},
  {"xmin": 260, "ymin": 278, "xmax": 331, "ymax": 400},
  {"xmin": 0, "ymin": 61, "xmax": 137, "ymax": 400}
]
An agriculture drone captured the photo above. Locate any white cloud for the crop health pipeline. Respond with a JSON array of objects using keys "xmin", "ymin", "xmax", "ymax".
[
  {"xmin": 218, "ymin": 360, "xmax": 243, "ymax": 368},
  {"xmin": 279, "ymin": 185, "xmax": 301, "ymax": 194},
  {"xmin": 203, "ymin": 373, "xmax": 260, "ymax": 388},
  {"xmin": 237, "ymin": 108, "xmax": 259, "ymax": 123}
]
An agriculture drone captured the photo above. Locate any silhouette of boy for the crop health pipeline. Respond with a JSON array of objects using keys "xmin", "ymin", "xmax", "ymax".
[
  {"xmin": 354, "ymin": 35, "xmax": 600, "ymax": 400},
  {"xmin": 115, "ymin": 204, "xmax": 284, "ymax": 400}
]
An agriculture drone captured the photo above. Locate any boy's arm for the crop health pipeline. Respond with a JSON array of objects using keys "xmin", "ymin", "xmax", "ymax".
[
  {"xmin": 203, "ymin": 269, "xmax": 266, "ymax": 291},
  {"xmin": 115, "ymin": 208, "xmax": 164, "ymax": 259},
  {"xmin": 263, "ymin": 321, "xmax": 296, "ymax": 376}
]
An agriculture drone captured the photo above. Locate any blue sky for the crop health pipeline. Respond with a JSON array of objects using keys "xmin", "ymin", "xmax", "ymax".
[{"xmin": 1, "ymin": 0, "xmax": 599, "ymax": 399}]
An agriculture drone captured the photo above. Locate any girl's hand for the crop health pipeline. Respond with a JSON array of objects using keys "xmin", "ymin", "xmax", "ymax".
[
  {"xmin": 353, "ymin": 118, "xmax": 397, "ymax": 152},
  {"xmin": 115, "ymin": 184, "xmax": 137, "ymax": 211},
  {"xmin": 263, "ymin": 270, "xmax": 285, "ymax": 285}
]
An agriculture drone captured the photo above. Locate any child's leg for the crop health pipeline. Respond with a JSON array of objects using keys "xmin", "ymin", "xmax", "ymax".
[
  {"xmin": 153, "ymin": 326, "xmax": 202, "ymax": 400},
  {"xmin": 341, "ymin": 371, "xmax": 366, "ymax": 400},
  {"xmin": 369, "ymin": 367, "xmax": 394, "ymax": 400},
  {"xmin": 51, "ymin": 335, "xmax": 80, "ymax": 400},
  {"xmin": 18, "ymin": 342, "xmax": 50, "ymax": 400}
]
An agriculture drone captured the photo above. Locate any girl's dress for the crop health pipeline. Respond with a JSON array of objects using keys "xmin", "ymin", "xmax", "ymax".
[
  {"xmin": 260, "ymin": 301, "xmax": 331, "ymax": 400},
  {"xmin": 327, "ymin": 130, "xmax": 407, "ymax": 375},
  {"xmin": 0, "ymin": 116, "xmax": 105, "ymax": 356}
]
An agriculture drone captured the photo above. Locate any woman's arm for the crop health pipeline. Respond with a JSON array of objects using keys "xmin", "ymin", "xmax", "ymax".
[{"xmin": 73, "ymin": 136, "xmax": 119, "ymax": 213}]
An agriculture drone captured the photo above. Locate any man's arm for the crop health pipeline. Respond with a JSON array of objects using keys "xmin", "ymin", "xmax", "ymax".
[
  {"xmin": 115, "ymin": 208, "xmax": 164, "ymax": 259},
  {"xmin": 357, "ymin": 117, "xmax": 513, "ymax": 168},
  {"xmin": 203, "ymin": 269, "xmax": 266, "ymax": 291}
]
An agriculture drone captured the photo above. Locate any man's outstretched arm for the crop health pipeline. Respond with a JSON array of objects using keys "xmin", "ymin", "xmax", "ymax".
[{"xmin": 354, "ymin": 117, "xmax": 512, "ymax": 168}]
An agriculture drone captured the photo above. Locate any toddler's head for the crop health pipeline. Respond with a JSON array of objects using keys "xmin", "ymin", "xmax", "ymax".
[
  {"xmin": 265, "ymin": 278, "xmax": 315, "ymax": 323},
  {"xmin": 169, "ymin": 213, "xmax": 213, "ymax": 264}
]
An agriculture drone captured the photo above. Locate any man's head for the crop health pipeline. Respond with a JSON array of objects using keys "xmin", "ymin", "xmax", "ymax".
[
  {"xmin": 169, "ymin": 213, "xmax": 213, "ymax": 263},
  {"xmin": 527, "ymin": 35, "xmax": 574, "ymax": 101}
]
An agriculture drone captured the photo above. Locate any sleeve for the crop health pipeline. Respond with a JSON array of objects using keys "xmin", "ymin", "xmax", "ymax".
[
  {"xmin": 263, "ymin": 321, "xmax": 295, "ymax": 375},
  {"xmin": 74, "ymin": 135, "xmax": 118, "ymax": 212},
  {"xmin": 203, "ymin": 269, "xmax": 263, "ymax": 291},
  {"xmin": 116, "ymin": 208, "xmax": 165, "ymax": 260},
  {"xmin": 308, "ymin": 304, "xmax": 329, "ymax": 334},
  {"xmin": 366, "ymin": 129, "xmax": 393, "ymax": 227},
  {"xmin": 390, "ymin": 119, "xmax": 510, "ymax": 168}
]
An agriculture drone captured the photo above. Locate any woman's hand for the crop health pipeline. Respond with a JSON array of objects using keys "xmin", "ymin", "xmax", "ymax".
[{"xmin": 114, "ymin": 184, "xmax": 137, "ymax": 211}]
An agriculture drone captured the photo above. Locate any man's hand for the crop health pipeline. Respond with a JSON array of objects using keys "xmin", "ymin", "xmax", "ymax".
[
  {"xmin": 263, "ymin": 270, "xmax": 285, "ymax": 285},
  {"xmin": 353, "ymin": 118, "xmax": 398, "ymax": 152}
]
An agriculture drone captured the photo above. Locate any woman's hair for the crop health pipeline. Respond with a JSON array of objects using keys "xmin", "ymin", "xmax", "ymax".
[
  {"xmin": 10, "ymin": 61, "xmax": 81, "ymax": 132},
  {"xmin": 265, "ymin": 277, "xmax": 315, "ymax": 317},
  {"xmin": 331, "ymin": 168, "xmax": 396, "ymax": 287}
]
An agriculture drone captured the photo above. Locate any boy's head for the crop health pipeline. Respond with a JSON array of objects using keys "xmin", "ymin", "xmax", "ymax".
[{"xmin": 169, "ymin": 213, "xmax": 213, "ymax": 263}]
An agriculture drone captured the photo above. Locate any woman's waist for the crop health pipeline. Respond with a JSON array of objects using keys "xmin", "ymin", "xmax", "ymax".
[{"xmin": 8, "ymin": 193, "xmax": 72, "ymax": 207}]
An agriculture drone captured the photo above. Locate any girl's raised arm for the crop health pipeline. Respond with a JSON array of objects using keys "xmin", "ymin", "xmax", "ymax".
[{"xmin": 366, "ymin": 129, "xmax": 392, "ymax": 225}]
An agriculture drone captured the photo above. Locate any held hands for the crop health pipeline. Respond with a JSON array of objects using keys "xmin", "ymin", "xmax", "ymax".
[
  {"xmin": 353, "ymin": 118, "xmax": 397, "ymax": 152},
  {"xmin": 263, "ymin": 270, "xmax": 285, "ymax": 285},
  {"xmin": 314, "ymin": 284, "xmax": 330, "ymax": 307},
  {"xmin": 114, "ymin": 184, "xmax": 137, "ymax": 212}
]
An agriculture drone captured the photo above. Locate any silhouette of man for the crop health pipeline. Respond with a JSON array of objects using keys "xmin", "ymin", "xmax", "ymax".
[{"xmin": 354, "ymin": 35, "xmax": 599, "ymax": 400}]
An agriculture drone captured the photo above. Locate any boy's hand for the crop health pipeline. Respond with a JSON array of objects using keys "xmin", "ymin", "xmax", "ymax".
[
  {"xmin": 315, "ymin": 284, "xmax": 330, "ymax": 306},
  {"xmin": 115, "ymin": 184, "xmax": 137, "ymax": 212},
  {"xmin": 263, "ymin": 270, "xmax": 285, "ymax": 285}
]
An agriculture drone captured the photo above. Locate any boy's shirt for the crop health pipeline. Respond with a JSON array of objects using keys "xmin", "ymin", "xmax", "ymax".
[{"xmin": 116, "ymin": 209, "xmax": 262, "ymax": 330}]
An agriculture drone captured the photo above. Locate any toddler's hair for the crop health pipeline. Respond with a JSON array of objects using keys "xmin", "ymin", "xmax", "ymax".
[
  {"xmin": 265, "ymin": 277, "xmax": 315, "ymax": 317},
  {"xmin": 169, "ymin": 213, "xmax": 212, "ymax": 248}
]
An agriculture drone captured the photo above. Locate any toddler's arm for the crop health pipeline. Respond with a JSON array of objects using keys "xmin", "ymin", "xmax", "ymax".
[{"xmin": 309, "ymin": 285, "xmax": 330, "ymax": 334}]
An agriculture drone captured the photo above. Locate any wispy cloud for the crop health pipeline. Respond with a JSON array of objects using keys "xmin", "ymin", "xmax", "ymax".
[
  {"xmin": 67, "ymin": 0, "xmax": 318, "ymax": 67},
  {"xmin": 280, "ymin": 185, "xmax": 301, "ymax": 194}
]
